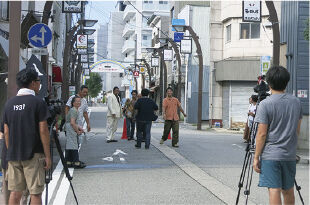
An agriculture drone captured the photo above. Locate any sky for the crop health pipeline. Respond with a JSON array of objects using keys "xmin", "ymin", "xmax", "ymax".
[{"xmin": 85, "ymin": 1, "xmax": 119, "ymax": 30}]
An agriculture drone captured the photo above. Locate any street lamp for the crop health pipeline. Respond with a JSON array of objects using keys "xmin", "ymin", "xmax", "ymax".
[
  {"xmin": 173, "ymin": 24, "xmax": 203, "ymax": 130},
  {"xmin": 78, "ymin": 19, "xmax": 98, "ymax": 27},
  {"xmin": 81, "ymin": 28, "xmax": 96, "ymax": 35},
  {"xmin": 158, "ymin": 37, "xmax": 183, "ymax": 105}
]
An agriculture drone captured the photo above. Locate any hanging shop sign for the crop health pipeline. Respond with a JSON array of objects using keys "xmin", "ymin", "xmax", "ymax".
[
  {"xmin": 242, "ymin": 1, "xmax": 262, "ymax": 22},
  {"xmin": 77, "ymin": 48, "xmax": 87, "ymax": 55},
  {"xmin": 151, "ymin": 57, "xmax": 159, "ymax": 67},
  {"xmin": 260, "ymin": 56, "xmax": 271, "ymax": 75},
  {"xmin": 82, "ymin": 63, "xmax": 89, "ymax": 69},
  {"xmin": 164, "ymin": 49, "xmax": 173, "ymax": 61},
  {"xmin": 84, "ymin": 69, "xmax": 90, "ymax": 76},
  {"xmin": 77, "ymin": 34, "xmax": 88, "ymax": 49},
  {"xmin": 62, "ymin": 1, "xmax": 83, "ymax": 13},
  {"xmin": 81, "ymin": 54, "xmax": 88, "ymax": 63},
  {"xmin": 180, "ymin": 39, "xmax": 192, "ymax": 54}
]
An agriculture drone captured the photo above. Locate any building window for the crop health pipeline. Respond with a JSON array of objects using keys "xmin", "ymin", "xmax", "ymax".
[
  {"xmin": 159, "ymin": 1, "xmax": 168, "ymax": 4},
  {"xmin": 0, "ymin": 1, "xmax": 9, "ymax": 21},
  {"xmin": 240, "ymin": 23, "xmax": 260, "ymax": 39},
  {"xmin": 226, "ymin": 24, "xmax": 231, "ymax": 42},
  {"xmin": 143, "ymin": 35, "xmax": 148, "ymax": 40},
  {"xmin": 144, "ymin": 1, "xmax": 153, "ymax": 3}
]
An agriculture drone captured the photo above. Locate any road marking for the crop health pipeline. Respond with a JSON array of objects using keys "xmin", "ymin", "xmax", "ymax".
[
  {"xmin": 48, "ymin": 110, "xmax": 91, "ymax": 204},
  {"xmin": 52, "ymin": 168, "xmax": 74, "ymax": 205},
  {"xmin": 41, "ymin": 154, "xmax": 64, "ymax": 204},
  {"xmin": 102, "ymin": 149, "xmax": 128, "ymax": 162},
  {"xmin": 152, "ymin": 138, "xmax": 256, "ymax": 205}
]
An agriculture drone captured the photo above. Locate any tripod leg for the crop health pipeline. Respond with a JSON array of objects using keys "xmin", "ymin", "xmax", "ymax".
[
  {"xmin": 53, "ymin": 133, "xmax": 79, "ymax": 205},
  {"xmin": 243, "ymin": 153, "xmax": 253, "ymax": 205},
  {"xmin": 294, "ymin": 180, "xmax": 304, "ymax": 205},
  {"xmin": 236, "ymin": 149, "xmax": 251, "ymax": 205}
]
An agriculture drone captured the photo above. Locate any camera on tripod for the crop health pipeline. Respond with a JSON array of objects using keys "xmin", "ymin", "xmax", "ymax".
[
  {"xmin": 44, "ymin": 97, "xmax": 64, "ymax": 127},
  {"xmin": 253, "ymin": 75, "xmax": 270, "ymax": 102}
]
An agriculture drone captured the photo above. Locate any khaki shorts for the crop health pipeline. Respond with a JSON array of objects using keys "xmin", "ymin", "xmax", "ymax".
[{"xmin": 8, "ymin": 153, "xmax": 45, "ymax": 195}]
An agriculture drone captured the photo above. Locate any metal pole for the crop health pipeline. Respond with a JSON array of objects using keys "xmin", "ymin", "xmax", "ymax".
[
  {"xmin": 168, "ymin": 38, "xmax": 182, "ymax": 102},
  {"xmin": 265, "ymin": 1, "xmax": 280, "ymax": 66},
  {"xmin": 186, "ymin": 26, "xmax": 203, "ymax": 130},
  {"xmin": 7, "ymin": 1, "xmax": 21, "ymax": 99},
  {"xmin": 184, "ymin": 54, "xmax": 189, "ymax": 124}
]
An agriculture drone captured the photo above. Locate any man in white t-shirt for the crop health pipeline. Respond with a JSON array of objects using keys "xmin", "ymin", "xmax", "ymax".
[
  {"xmin": 65, "ymin": 85, "xmax": 91, "ymax": 132},
  {"xmin": 248, "ymin": 95, "xmax": 258, "ymax": 129}
]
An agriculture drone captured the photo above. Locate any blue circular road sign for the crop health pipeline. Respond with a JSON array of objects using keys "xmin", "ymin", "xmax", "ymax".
[{"xmin": 28, "ymin": 23, "xmax": 52, "ymax": 48}]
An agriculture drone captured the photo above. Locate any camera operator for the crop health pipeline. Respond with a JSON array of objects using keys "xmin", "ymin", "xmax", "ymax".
[
  {"xmin": 253, "ymin": 66, "xmax": 303, "ymax": 204},
  {"xmin": 3, "ymin": 68, "xmax": 51, "ymax": 204}
]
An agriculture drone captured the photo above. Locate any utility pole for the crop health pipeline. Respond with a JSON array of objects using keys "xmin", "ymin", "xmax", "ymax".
[
  {"xmin": 265, "ymin": 1, "xmax": 280, "ymax": 66},
  {"xmin": 7, "ymin": 2, "xmax": 21, "ymax": 99}
]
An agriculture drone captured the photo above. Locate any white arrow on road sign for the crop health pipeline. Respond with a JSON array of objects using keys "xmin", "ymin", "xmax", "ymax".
[{"xmin": 28, "ymin": 23, "xmax": 52, "ymax": 48}]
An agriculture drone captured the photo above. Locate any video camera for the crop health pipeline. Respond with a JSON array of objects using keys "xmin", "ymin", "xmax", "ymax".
[
  {"xmin": 253, "ymin": 75, "xmax": 270, "ymax": 102},
  {"xmin": 44, "ymin": 97, "xmax": 64, "ymax": 127}
]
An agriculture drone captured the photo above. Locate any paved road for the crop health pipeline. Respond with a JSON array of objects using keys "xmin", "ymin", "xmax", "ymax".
[{"xmin": 9, "ymin": 104, "xmax": 306, "ymax": 205}]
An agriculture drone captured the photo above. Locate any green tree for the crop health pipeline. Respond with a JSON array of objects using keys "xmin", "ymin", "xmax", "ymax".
[{"xmin": 85, "ymin": 73, "xmax": 103, "ymax": 98}]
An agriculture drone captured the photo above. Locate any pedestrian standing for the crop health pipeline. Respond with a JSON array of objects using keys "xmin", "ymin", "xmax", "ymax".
[
  {"xmin": 65, "ymin": 96, "xmax": 85, "ymax": 168},
  {"xmin": 243, "ymin": 95, "xmax": 258, "ymax": 143},
  {"xmin": 160, "ymin": 87, "xmax": 187, "ymax": 148},
  {"xmin": 134, "ymin": 89, "xmax": 158, "ymax": 149},
  {"xmin": 123, "ymin": 90, "xmax": 138, "ymax": 140},
  {"xmin": 106, "ymin": 87, "xmax": 122, "ymax": 143},
  {"xmin": 65, "ymin": 85, "xmax": 91, "ymax": 143},
  {"xmin": 253, "ymin": 66, "xmax": 303, "ymax": 204},
  {"xmin": 3, "ymin": 68, "xmax": 51, "ymax": 204}
]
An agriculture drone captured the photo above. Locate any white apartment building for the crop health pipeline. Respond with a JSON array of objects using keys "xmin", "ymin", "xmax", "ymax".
[
  {"xmin": 122, "ymin": 0, "xmax": 170, "ymax": 92},
  {"xmin": 106, "ymin": 11, "xmax": 125, "ymax": 94}
]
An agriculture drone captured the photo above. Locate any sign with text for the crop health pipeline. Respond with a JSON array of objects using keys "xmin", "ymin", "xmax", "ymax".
[
  {"xmin": 82, "ymin": 63, "xmax": 89, "ymax": 69},
  {"xmin": 77, "ymin": 34, "xmax": 88, "ymax": 49},
  {"xmin": 164, "ymin": 49, "xmax": 173, "ymax": 61},
  {"xmin": 81, "ymin": 54, "xmax": 88, "ymax": 62},
  {"xmin": 180, "ymin": 39, "xmax": 192, "ymax": 54},
  {"xmin": 242, "ymin": 1, "xmax": 262, "ymax": 22},
  {"xmin": 297, "ymin": 90, "xmax": 308, "ymax": 98},
  {"xmin": 84, "ymin": 69, "xmax": 90, "ymax": 76},
  {"xmin": 69, "ymin": 85, "xmax": 75, "ymax": 96},
  {"xmin": 78, "ymin": 48, "xmax": 87, "ymax": 54},
  {"xmin": 151, "ymin": 57, "xmax": 159, "ymax": 67},
  {"xmin": 174, "ymin": 32, "xmax": 184, "ymax": 42},
  {"xmin": 62, "ymin": 1, "xmax": 83, "ymax": 13},
  {"xmin": 260, "ymin": 56, "xmax": 271, "ymax": 75},
  {"xmin": 31, "ymin": 48, "xmax": 48, "ymax": 55}
]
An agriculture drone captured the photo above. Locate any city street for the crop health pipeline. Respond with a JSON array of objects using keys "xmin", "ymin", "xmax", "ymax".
[{"xmin": 43, "ymin": 105, "xmax": 308, "ymax": 205}]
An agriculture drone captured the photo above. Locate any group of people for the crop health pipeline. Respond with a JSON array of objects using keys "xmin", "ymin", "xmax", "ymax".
[
  {"xmin": 105, "ymin": 86, "xmax": 186, "ymax": 149},
  {"xmin": 0, "ymin": 65, "xmax": 304, "ymax": 205}
]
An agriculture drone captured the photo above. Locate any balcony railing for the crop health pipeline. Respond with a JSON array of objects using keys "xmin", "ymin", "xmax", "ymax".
[
  {"xmin": 122, "ymin": 23, "xmax": 135, "ymax": 38},
  {"xmin": 122, "ymin": 40, "xmax": 135, "ymax": 54}
]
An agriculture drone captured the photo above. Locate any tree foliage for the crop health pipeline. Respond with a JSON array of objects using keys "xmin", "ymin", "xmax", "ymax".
[{"xmin": 85, "ymin": 73, "xmax": 103, "ymax": 98}]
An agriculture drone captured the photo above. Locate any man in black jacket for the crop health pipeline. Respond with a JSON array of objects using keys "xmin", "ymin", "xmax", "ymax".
[{"xmin": 134, "ymin": 89, "xmax": 158, "ymax": 149}]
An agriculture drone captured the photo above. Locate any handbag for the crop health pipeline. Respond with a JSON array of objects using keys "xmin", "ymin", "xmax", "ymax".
[
  {"xmin": 152, "ymin": 113, "xmax": 158, "ymax": 121},
  {"xmin": 243, "ymin": 121, "xmax": 250, "ymax": 141}
]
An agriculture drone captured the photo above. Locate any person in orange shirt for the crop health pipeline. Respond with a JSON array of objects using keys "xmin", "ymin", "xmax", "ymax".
[{"xmin": 160, "ymin": 87, "xmax": 186, "ymax": 147}]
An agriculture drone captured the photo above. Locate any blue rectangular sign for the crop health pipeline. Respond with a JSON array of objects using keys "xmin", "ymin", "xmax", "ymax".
[
  {"xmin": 172, "ymin": 19, "xmax": 185, "ymax": 31},
  {"xmin": 174, "ymin": 32, "xmax": 184, "ymax": 42}
]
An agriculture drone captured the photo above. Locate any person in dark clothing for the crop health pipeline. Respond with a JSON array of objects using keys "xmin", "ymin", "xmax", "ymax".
[
  {"xmin": 134, "ymin": 89, "xmax": 158, "ymax": 149},
  {"xmin": 3, "ymin": 68, "xmax": 51, "ymax": 204}
]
